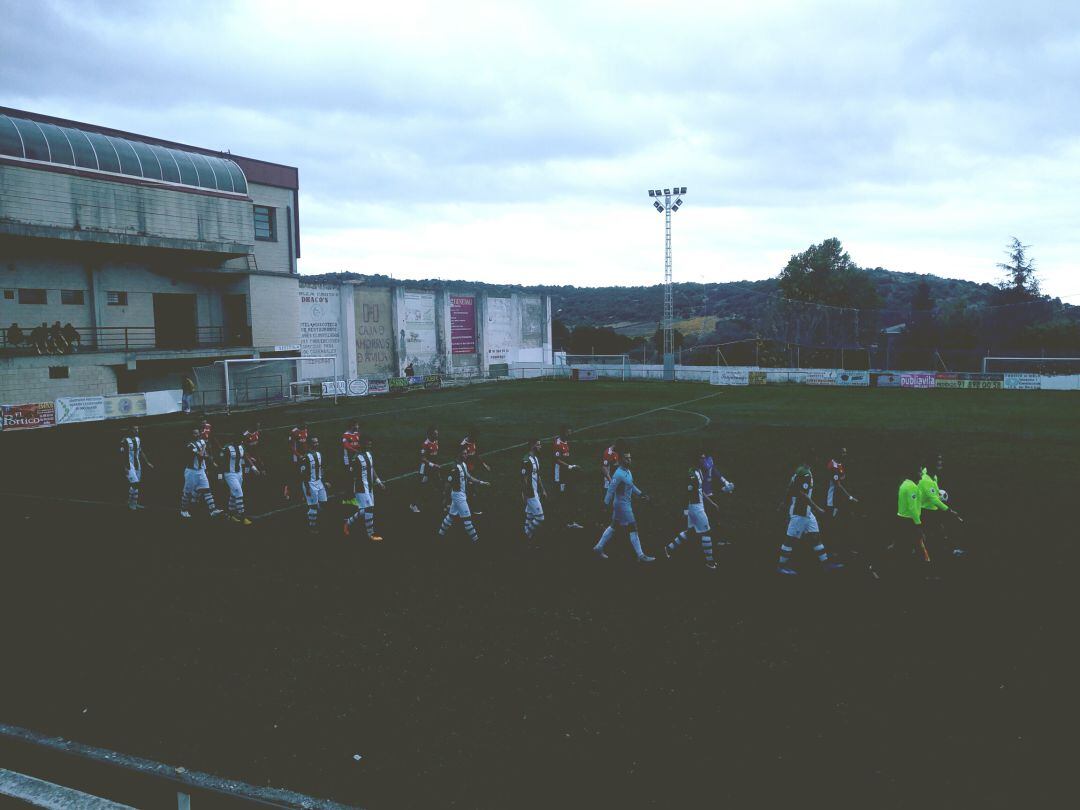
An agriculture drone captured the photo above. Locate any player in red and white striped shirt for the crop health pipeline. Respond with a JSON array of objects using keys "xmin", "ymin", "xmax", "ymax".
[
  {"xmin": 553, "ymin": 425, "xmax": 583, "ymax": 529},
  {"xmin": 410, "ymin": 426, "xmax": 440, "ymax": 513}
]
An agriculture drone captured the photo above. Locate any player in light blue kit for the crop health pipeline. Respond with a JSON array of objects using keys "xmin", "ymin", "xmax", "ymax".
[{"xmin": 593, "ymin": 451, "xmax": 655, "ymax": 563}]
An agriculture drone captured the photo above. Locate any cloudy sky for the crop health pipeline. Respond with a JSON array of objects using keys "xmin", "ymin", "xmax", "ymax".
[{"xmin": 2, "ymin": 0, "xmax": 1079, "ymax": 297}]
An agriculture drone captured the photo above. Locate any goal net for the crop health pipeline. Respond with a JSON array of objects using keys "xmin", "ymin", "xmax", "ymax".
[
  {"xmin": 192, "ymin": 356, "xmax": 338, "ymax": 411},
  {"xmin": 981, "ymin": 356, "xmax": 1080, "ymax": 375},
  {"xmin": 561, "ymin": 354, "xmax": 630, "ymax": 381}
]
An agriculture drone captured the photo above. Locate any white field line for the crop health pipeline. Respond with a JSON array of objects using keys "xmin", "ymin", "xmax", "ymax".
[{"xmin": 251, "ymin": 391, "xmax": 725, "ymax": 520}]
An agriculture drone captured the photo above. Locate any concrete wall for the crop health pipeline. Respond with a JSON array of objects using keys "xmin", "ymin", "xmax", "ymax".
[
  {"xmin": 296, "ymin": 278, "xmax": 552, "ymax": 380},
  {"xmin": 250, "ymin": 273, "xmax": 300, "ymax": 348},
  {"xmin": 0, "ymin": 354, "xmax": 118, "ymax": 402},
  {"xmin": 0, "ymin": 164, "xmax": 252, "ymax": 250},
  {"xmin": 248, "ymin": 182, "xmax": 296, "ymax": 275}
]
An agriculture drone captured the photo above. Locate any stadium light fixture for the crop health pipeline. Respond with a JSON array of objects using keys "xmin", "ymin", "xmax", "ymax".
[{"xmin": 644, "ymin": 184, "xmax": 687, "ymax": 382}]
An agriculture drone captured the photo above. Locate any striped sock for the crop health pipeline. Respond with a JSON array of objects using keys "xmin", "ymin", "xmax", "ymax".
[
  {"xmin": 463, "ymin": 518, "xmax": 479, "ymax": 542},
  {"xmin": 346, "ymin": 509, "xmax": 361, "ymax": 527},
  {"xmin": 308, "ymin": 506, "xmax": 319, "ymax": 530},
  {"xmin": 778, "ymin": 543, "xmax": 793, "ymax": 565},
  {"xmin": 364, "ymin": 510, "xmax": 375, "ymax": 537},
  {"xmin": 233, "ymin": 496, "xmax": 244, "ymax": 517},
  {"xmin": 128, "ymin": 485, "xmax": 139, "ymax": 509},
  {"xmin": 201, "ymin": 490, "xmax": 217, "ymax": 511},
  {"xmin": 700, "ymin": 534, "xmax": 713, "ymax": 563},
  {"xmin": 438, "ymin": 513, "xmax": 453, "ymax": 536},
  {"xmin": 667, "ymin": 530, "xmax": 688, "ymax": 554},
  {"xmin": 812, "ymin": 540, "xmax": 829, "ymax": 562}
]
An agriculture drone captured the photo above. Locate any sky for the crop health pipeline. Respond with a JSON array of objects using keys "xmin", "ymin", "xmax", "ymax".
[{"xmin": 2, "ymin": 0, "xmax": 1079, "ymax": 297}]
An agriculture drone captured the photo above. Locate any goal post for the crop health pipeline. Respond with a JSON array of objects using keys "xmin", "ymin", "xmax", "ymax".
[
  {"xmin": 562, "ymin": 354, "xmax": 630, "ymax": 381},
  {"xmin": 215, "ymin": 356, "xmax": 339, "ymax": 411}
]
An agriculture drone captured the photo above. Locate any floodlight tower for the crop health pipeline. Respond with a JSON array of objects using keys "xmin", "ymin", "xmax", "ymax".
[{"xmin": 648, "ymin": 186, "xmax": 687, "ymax": 380}]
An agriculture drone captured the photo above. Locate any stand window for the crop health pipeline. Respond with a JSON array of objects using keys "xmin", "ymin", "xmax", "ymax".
[{"xmin": 254, "ymin": 205, "xmax": 276, "ymax": 241}]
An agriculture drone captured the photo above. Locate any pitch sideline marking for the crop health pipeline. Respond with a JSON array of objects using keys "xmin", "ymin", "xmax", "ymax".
[{"xmin": 250, "ymin": 391, "xmax": 725, "ymax": 520}]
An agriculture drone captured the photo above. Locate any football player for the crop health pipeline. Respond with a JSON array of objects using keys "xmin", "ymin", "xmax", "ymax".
[
  {"xmin": 552, "ymin": 425, "xmax": 583, "ymax": 529},
  {"xmin": 410, "ymin": 426, "xmax": 440, "ymax": 513},
  {"xmin": 120, "ymin": 424, "xmax": 153, "ymax": 510},
  {"xmin": 521, "ymin": 438, "xmax": 547, "ymax": 539},
  {"xmin": 593, "ymin": 451, "xmax": 655, "ymax": 563},
  {"xmin": 344, "ymin": 435, "xmax": 386, "ymax": 541},
  {"xmin": 181, "ymin": 427, "xmax": 222, "ymax": 519},
  {"xmin": 437, "ymin": 445, "xmax": 490, "ymax": 543},
  {"xmin": 776, "ymin": 462, "xmax": 843, "ymax": 575},
  {"xmin": 298, "ymin": 436, "xmax": 327, "ymax": 533}
]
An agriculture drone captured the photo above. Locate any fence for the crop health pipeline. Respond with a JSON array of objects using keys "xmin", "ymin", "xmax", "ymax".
[
  {"xmin": 0, "ymin": 721, "xmax": 353, "ymax": 810},
  {"xmin": 0, "ymin": 325, "xmax": 244, "ymax": 356}
]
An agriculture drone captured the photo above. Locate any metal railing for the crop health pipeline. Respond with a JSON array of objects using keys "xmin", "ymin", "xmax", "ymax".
[{"xmin": 0, "ymin": 325, "xmax": 250, "ymax": 356}]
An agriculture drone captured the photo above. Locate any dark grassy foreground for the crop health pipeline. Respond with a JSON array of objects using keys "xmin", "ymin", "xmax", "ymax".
[{"xmin": 0, "ymin": 381, "xmax": 1075, "ymax": 808}]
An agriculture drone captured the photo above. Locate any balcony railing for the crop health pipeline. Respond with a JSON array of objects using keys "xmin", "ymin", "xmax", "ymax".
[{"xmin": 0, "ymin": 325, "xmax": 251, "ymax": 356}]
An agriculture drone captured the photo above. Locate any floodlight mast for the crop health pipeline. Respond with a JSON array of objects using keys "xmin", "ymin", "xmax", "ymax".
[{"xmin": 647, "ymin": 186, "xmax": 687, "ymax": 380}]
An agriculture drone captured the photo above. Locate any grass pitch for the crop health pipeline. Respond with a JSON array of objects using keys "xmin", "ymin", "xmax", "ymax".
[{"xmin": 0, "ymin": 380, "xmax": 1074, "ymax": 808}]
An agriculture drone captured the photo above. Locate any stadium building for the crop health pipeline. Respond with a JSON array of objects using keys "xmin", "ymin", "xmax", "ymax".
[
  {"xmin": 298, "ymin": 276, "xmax": 554, "ymax": 383},
  {"xmin": 0, "ymin": 107, "xmax": 301, "ymax": 406}
]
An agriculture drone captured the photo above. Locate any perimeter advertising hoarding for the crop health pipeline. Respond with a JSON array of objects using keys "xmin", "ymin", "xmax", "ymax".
[
  {"xmin": 450, "ymin": 295, "xmax": 477, "ymax": 355},
  {"xmin": 103, "ymin": 394, "xmax": 147, "ymax": 419},
  {"xmin": 935, "ymin": 372, "xmax": 1003, "ymax": 390},
  {"xmin": 1, "ymin": 402, "xmax": 55, "ymax": 430},
  {"xmin": 367, "ymin": 379, "xmax": 390, "ymax": 394},
  {"xmin": 714, "ymin": 369, "xmax": 750, "ymax": 385},
  {"xmin": 834, "ymin": 371, "xmax": 869, "ymax": 387},
  {"xmin": 355, "ymin": 287, "xmax": 395, "ymax": 377},
  {"xmin": 1004, "ymin": 373, "xmax": 1040, "ymax": 390},
  {"xmin": 901, "ymin": 373, "xmax": 936, "ymax": 388},
  {"xmin": 804, "ymin": 369, "xmax": 836, "ymax": 386},
  {"xmin": 55, "ymin": 396, "xmax": 106, "ymax": 424},
  {"xmin": 872, "ymin": 372, "xmax": 902, "ymax": 388},
  {"xmin": 748, "ymin": 371, "xmax": 767, "ymax": 385}
]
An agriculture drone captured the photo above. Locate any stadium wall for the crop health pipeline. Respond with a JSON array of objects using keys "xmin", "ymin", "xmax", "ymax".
[{"xmin": 298, "ymin": 279, "xmax": 553, "ymax": 381}]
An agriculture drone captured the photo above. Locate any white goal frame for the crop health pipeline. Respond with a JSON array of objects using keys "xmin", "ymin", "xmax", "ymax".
[
  {"xmin": 216, "ymin": 356, "xmax": 338, "ymax": 411},
  {"xmin": 562, "ymin": 354, "xmax": 631, "ymax": 381}
]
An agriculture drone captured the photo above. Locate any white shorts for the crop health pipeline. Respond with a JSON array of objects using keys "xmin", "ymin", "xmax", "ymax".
[
  {"xmin": 184, "ymin": 468, "xmax": 210, "ymax": 492},
  {"xmin": 356, "ymin": 492, "xmax": 374, "ymax": 509},
  {"xmin": 126, "ymin": 468, "xmax": 141, "ymax": 484},
  {"xmin": 686, "ymin": 503, "xmax": 710, "ymax": 534},
  {"xmin": 449, "ymin": 491, "xmax": 471, "ymax": 517},
  {"xmin": 224, "ymin": 472, "xmax": 244, "ymax": 499},
  {"xmin": 786, "ymin": 513, "xmax": 820, "ymax": 539},
  {"xmin": 304, "ymin": 480, "xmax": 327, "ymax": 506},
  {"xmin": 525, "ymin": 496, "xmax": 543, "ymax": 517}
]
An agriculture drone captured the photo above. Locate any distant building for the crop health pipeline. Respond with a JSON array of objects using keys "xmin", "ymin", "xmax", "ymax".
[{"xmin": 0, "ymin": 107, "xmax": 300, "ymax": 405}]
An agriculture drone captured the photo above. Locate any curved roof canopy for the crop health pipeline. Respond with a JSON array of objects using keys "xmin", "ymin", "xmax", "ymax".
[{"xmin": 0, "ymin": 113, "xmax": 248, "ymax": 195}]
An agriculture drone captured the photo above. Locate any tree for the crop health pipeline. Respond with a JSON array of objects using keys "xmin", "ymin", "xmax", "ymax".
[
  {"xmin": 651, "ymin": 326, "xmax": 685, "ymax": 352},
  {"xmin": 911, "ymin": 281, "xmax": 934, "ymax": 313},
  {"xmin": 551, "ymin": 318, "xmax": 570, "ymax": 351},
  {"xmin": 777, "ymin": 238, "xmax": 882, "ymax": 310},
  {"xmin": 996, "ymin": 237, "xmax": 1040, "ymax": 303}
]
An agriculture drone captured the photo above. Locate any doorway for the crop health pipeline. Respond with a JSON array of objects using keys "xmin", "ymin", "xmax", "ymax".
[{"xmin": 153, "ymin": 293, "xmax": 197, "ymax": 348}]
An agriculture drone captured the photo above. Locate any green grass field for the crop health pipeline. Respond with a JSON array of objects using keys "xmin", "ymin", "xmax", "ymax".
[
  {"xmin": 0, "ymin": 379, "xmax": 1075, "ymax": 808},
  {"xmin": 5, "ymin": 379, "xmax": 1075, "ymax": 556}
]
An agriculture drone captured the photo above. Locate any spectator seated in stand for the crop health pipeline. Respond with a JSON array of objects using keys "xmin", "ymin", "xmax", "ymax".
[
  {"xmin": 31, "ymin": 323, "xmax": 48, "ymax": 355},
  {"xmin": 62, "ymin": 322, "xmax": 81, "ymax": 351},
  {"xmin": 5, "ymin": 323, "xmax": 23, "ymax": 350}
]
